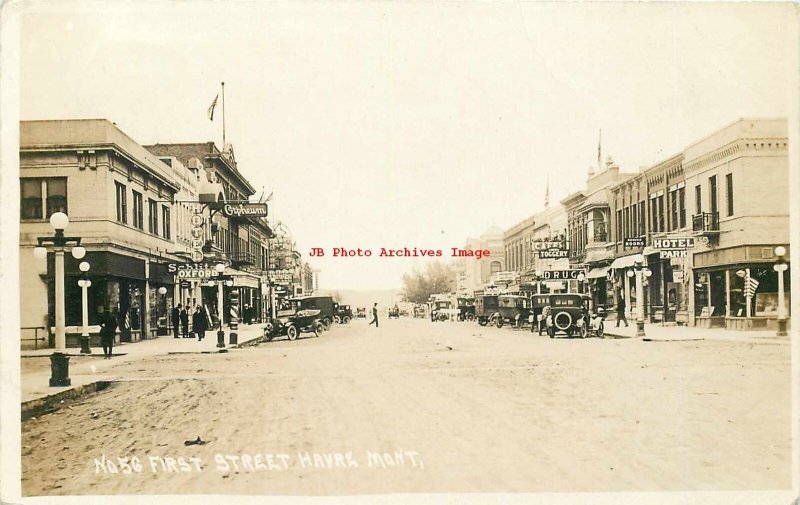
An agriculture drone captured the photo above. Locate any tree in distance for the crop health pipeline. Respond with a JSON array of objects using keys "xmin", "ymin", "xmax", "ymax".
[{"xmin": 401, "ymin": 261, "xmax": 456, "ymax": 304}]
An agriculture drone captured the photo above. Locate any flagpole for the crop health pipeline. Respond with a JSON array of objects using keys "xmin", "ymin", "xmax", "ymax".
[{"xmin": 221, "ymin": 81, "xmax": 226, "ymax": 149}]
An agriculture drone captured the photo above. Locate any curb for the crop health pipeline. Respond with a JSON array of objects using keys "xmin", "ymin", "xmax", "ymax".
[
  {"xmin": 642, "ymin": 337, "xmax": 705, "ymax": 342},
  {"xmin": 22, "ymin": 380, "xmax": 111, "ymax": 422}
]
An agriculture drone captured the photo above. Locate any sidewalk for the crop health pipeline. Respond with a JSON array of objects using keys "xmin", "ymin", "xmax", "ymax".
[
  {"xmin": 603, "ymin": 321, "xmax": 790, "ymax": 344},
  {"xmin": 21, "ymin": 324, "xmax": 265, "ymax": 405}
]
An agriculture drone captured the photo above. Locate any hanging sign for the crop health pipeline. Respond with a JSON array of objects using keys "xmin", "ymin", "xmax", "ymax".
[{"xmin": 222, "ymin": 203, "xmax": 268, "ymax": 218}]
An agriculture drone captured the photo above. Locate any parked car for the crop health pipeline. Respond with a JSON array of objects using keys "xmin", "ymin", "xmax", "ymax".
[
  {"xmin": 474, "ymin": 294, "xmax": 499, "ymax": 326},
  {"xmin": 429, "ymin": 300, "xmax": 453, "ymax": 322},
  {"xmin": 496, "ymin": 295, "xmax": 530, "ymax": 328},
  {"xmin": 388, "ymin": 306, "xmax": 400, "ymax": 319},
  {"xmin": 544, "ymin": 293, "xmax": 605, "ymax": 338},
  {"xmin": 456, "ymin": 297, "xmax": 476, "ymax": 322},
  {"xmin": 262, "ymin": 309, "xmax": 323, "ymax": 341},
  {"xmin": 333, "ymin": 303, "xmax": 353, "ymax": 324},
  {"xmin": 356, "ymin": 307, "xmax": 366, "ymax": 319},
  {"xmin": 290, "ymin": 296, "xmax": 335, "ymax": 330},
  {"xmin": 528, "ymin": 294, "xmax": 551, "ymax": 335},
  {"xmin": 413, "ymin": 305, "xmax": 426, "ymax": 318}
]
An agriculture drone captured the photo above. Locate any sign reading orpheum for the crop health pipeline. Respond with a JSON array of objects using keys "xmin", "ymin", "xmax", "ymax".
[{"xmin": 222, "ymin": 203, "xmax": 268, "ymax": 218}]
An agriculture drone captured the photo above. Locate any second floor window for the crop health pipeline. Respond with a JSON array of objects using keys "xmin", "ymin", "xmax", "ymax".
[
  {"xmin": 148, "ymin": 199, "xmax": 158, "ymax": 234},
  {"xmin": 161, "ymin": 205, "xmax": 171, "ymax": 240},
  {"xmin": 115, "ymin": 182, "xmax": 127, "ymax": 224},
  {"xmin": 695, "ymin": 184, "xmax": 702, "ymax": 215},
  {"xmin": 726, "ymin": 173, "xmax": 734, "ymax": 217},
  {"xmin": 132, "ymin": 191, "xmax": 143, "ymax": 229},
  {"xmin": 709, "ymin": 175, "xmax": 718, "ymax": 216},
  {"xmin": 20, "ymin": 177, "xmax": 68, "ymax": 220}
]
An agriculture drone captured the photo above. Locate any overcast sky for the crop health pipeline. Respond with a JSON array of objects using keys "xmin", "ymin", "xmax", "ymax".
[{"xmin": 17, "ymin": 1, "xmax": 795, "ymax": 290}]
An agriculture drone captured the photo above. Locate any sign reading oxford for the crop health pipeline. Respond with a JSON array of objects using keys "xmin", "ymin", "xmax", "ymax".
[
  {"xmin": 168, "ymin": 262, "xmax": 218, "ymax": 279},
  {"xmin": 222, "ymin": 202, "xmax": 268, "ymax": 218}
]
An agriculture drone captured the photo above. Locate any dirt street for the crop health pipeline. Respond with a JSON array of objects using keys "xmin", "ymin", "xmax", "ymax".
[{"xmin": 21, "ymin": 319, "xmax": 791, "ymax": 496}]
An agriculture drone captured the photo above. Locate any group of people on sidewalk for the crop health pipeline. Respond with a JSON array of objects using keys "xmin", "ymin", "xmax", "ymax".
[{"xmin": 171, "ymin": 304, "xmax": 212, "ymax": 341}]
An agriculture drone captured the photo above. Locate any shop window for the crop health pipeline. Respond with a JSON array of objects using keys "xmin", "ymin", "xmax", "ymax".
[
  {"xmin": 132, "ymin": 190, "xmax": 144, "ymax": 229},
  {"xmin": 115, "ymin": 182, "xmax": 127, "ymax": 224},
  {"xmin": 20, "ymin": 178, "xmax": 67, "ymax": 219}
]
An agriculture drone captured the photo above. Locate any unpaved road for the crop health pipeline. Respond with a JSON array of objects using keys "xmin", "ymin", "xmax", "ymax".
[{"xmin": 21, "ymin": 319, "xmax": 791, "ymax": 496}]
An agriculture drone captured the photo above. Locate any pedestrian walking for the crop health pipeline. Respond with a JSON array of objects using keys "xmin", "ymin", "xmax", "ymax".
[
  {"xmin": 193, "ymin": 305, "xmax": 207, "ymax": 341},
  {"xmin": 171, "ymin": 303, "xmax": 181, "ymax": 338},
  {"xmin": 99, "ymin": 309, "xmax": 118, "ymax": 359},
  {"xmin": 368, "ymin": 302, "xmax": 379, "ymax": 328},
  {"xmin": 616, "ymin": 293, "xmax": 629, "ymax": 328},
  {"xmin": 180, "ymin": 306, "xmax": 189, "ymax": 338}
]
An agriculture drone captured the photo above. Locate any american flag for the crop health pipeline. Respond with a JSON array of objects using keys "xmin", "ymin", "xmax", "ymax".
[{"xmin": 207, "ymin": 94, "xmax": 219, "ymax": 121}]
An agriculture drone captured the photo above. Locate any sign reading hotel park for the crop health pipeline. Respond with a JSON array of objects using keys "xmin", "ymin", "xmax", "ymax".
[
  {"xmin": 221, "ymin": 202, "xmax": 268, "ymax": 218},
  {"xmin": 653, "ymin": 237, "xmax": 695, "ymax": 259}
]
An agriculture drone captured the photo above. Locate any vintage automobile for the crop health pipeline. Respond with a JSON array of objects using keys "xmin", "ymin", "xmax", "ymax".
[
  {"xmin": 456, "ymin": 297, "xmax": 476, "ymax": 322},
  {"xmin": 333, "ymin": 303, "xmax": 353, "ymax": 324},
  {"xmin": 544, "ymin": 293, "xmax": 605, "ymax": 338},
  {"xmin": 496, "ymin": 294, "xmax": 531, "ymax": 328},
  {"xmin": 262, "ymin": 309, "xmax": 323, "ymax": 341},
  {"xmin": 528, "ymin": 294, "xmax": 551, "ymax": 335},
  {"xmin": 290, "ymin": 295, "xmax": 335, "ymax": 330},
  {"xmin": 474, "ymin": 294, "xmax": 499, "ymax": 326},
  {"xmin": 413, "ymin": 305, "xmax": 426, "ymax": 318},
  {"xmin": 388, "ymin": 306, "xmax": 401, "ymax": 319},
  {"xmin": 356, "ymin": 307, "xmax": 366, "ymax": 319}
]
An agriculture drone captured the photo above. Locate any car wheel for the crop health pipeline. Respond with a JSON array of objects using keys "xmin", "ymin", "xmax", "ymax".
[
  {"xmin": 597, "ymin": 322, "xmax": 604, "ymax": 338},
  {"xmin": 478, "ymin": 319, "xmax": 487, "ymax": 327},
  {"xmin": 287, "ymin": 325, "xmax": 298, "ymax": 341},
  {"xmin": 334, "ymin": 315, "xmax": 341, "ymax": 324},
  {"xmin": 496, "ymin": 317, "xmax": 504, "ymax": 328},
  {"xmin": 579, "ymin": 324, "xmax": 587, "ymax": 339},
  {"xmin": 343, "ymin": 316, "xmax": 351, "ymax": 324},
  {"xmin": 547, "ymin": 326, "xmax": 555, "ymax": 338},
  {"xmin": 466, "ymin": 313, "xmax": 474, "ymax": 321},
  {"xmin": 322, "ymin": 319, "xmax": 331, "ymax": 331},
  {"xmin": 314, "ymin": 322, "xmax": 324, "ymax": 336}
]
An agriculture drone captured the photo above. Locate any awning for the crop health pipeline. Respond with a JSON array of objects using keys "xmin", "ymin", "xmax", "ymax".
[
  {"xmin": 586, "ymin": 266, "xmax": 610, "ymax": 279},
  {"xmin": 610, "ymin": 254, "xmax": 639, "ymax": 270}
]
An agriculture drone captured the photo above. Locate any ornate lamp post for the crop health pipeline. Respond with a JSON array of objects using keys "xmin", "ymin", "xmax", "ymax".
[
  {"xmin": 626, "ymin": 254, "xmax": 651, "ymax": 337},
  {"xmin": 576, "ymin": 272, "xmax": 586, "ymax": 294},
  {"xmin": 533, "ymin": 271, "xmax": 544, "ymax": 294},
  {"xmin": 77, "ymin": 261, "xmax": 92, "ymax": 354},
  {"xmin": 157, "ymin": 286, "xmax": 168, "ymax": 335},
  {"xmin": 33, "ymin": 212, "xmax": 86, "ymax": 386},
  {"xmin": 774, "ymin": 246, "xmax": 788, "ymax": 337},
  {"xmin": 208, "ymin": 262, "xmax": 234, "ymax": 347}
]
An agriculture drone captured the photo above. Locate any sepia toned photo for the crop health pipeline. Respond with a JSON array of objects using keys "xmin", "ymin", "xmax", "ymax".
[{"xmin": 1, "ymin": 1, "xmax": 798, "ymax": 504}]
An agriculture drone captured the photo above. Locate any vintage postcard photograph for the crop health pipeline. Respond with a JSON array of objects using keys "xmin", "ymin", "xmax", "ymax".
[{"xmin": 1, "ymin": 1, "xmax": 798, "ymax": 504}]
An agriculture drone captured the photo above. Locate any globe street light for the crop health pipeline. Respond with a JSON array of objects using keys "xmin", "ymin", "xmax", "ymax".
[
  {"xmin": 774, "ymin": 246, "xmax": 788, "ymax": 337},
  {"xmin": 628, "ymin": 254, "xmax": 649, "ymax": 337},
  {"xmin": 34, "ymin": 211, "xmax": 84, "ymax": 386},
  {"xmin": 78, "ymin": 261, "xmax": 92, "ymax": 354},
  {"xmin": 215, "ymin": 262, "xmax": 227, "ymax": 348}
]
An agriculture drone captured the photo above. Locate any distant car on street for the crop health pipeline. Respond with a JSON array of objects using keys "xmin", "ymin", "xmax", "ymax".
[
  {"xmin": 356, "ymin": 307, "xmax": 367, "ymax": 319},
  {"xmin": 333, "ymin": 303, "xmax": 353, "ymax": 324},
  {"xmin": 290, "ymin": 295, "xmax": 335, "ymax": 330},
  {"xmin": 544, "ymin": 293, "xmax": 604, "ymax": 338}
]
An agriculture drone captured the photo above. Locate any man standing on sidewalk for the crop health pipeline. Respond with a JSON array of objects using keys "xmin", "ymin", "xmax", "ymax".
[
  {"xmin": 100, "ymin": 309, "xmax": 117, "ymax": 359},
  {"xmin": 172, "ymin": 303, "xmax": 181, "ymax": 338},
  {"xmin": 368, "ymin": 302, "xmax": 379, "ymax": 328},
  {"xmin": 616, "ymin": 293, "xmax": 629, "ymax": 328}
]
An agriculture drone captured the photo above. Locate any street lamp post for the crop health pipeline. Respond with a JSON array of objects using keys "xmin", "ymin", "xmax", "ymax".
[
  {"xmin": 33, "ymin": 212, "xmax": 86, "ymax": 387},
  {"xmin": 626, "ymin": 254, "xmax": 651, "ymax": 337},
  {"xmin": 77, "ymin": 261, "xmax": 91, "ymax": 354},
  {"xmin": 774, "ymin": 246, "xmax": 788, "ymax": 337},
  {"xmin": 533, "ymin": 271, "xmax": 543, "ymax": 294},
  {"xmin": 209, "ymin": 263, "xmax": 234, "ymax": 347},
  {"xmin": 577, "ymin": 272, "xmax": 586, "ymax": 294}
]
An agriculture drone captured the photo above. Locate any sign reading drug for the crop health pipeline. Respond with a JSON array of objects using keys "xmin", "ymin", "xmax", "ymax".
[{"xmin": 541, "ymin": 270, "xmax": 587, "ymax": 281}]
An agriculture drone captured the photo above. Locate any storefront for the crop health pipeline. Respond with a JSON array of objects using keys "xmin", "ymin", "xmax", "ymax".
[
  {"xmin": 691, "ymin": 245, "xmax": 791, "ymax": 330},
  {"xmin": 57, "ymin": 251, "xmax": 165, "ymax": 343}
]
